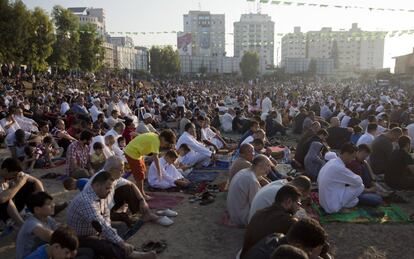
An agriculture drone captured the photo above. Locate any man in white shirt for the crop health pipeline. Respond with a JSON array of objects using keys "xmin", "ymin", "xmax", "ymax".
[
  {"xmin": 176, "ymin": 123, "xmax": 213, "ymax": 167},
  {"xmin": 118, "ymin": 96, "xmax": 132, "ymax": 117},
  {"xmin": 357, "ymin": 123, "xmax": 377, "ymax": 146},
  {"xmin": 60, "ymin": 97, "xmax": 70, "ymax": 115},
  {"xmin": 318, "ymin": 143, "xmax": 364, "ymax": 213},
  {"xmin": 220, "ymin": 109, "xmax": 234, "ymax": 133},
  {"xmin": 176, "ymin": 91, "xmax": 186, "ymax": 118},
  {"xmin": 89, "ymin": 98, "xmax": 102, "ymax": 122},
  {"xmin": 248, "ymin": 176, "xmax": 311, "ymax": 222},
  {"xmin": 105, "ymin": 122, "xmax": 126, "ymax": 161},
  {"xmin": 227, "ymin": 155, "xmax": 272, "ymax": 226},
  {"xmin": 261, "ymin": 92, "xmax": 272, "ymax": 120}
]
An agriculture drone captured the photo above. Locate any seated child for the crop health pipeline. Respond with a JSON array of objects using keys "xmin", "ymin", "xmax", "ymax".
[
  {"xmin": 90, "ymin": 142, "xmax": 106, "ymax": 171},
  {"xmin": 117, "ymin": 136, "xmax": 126, "ymax": 150},
  {"xmin": 148, "ymin": 150, "xmax": 190, "ymax": 189},
  {"xmin": 15, "ymin": 192, "xmax": 58, "ymax": 259},
  {"xmin": 23, "ymin": 145, "xmax": 42, "ymax": 172},
  {"xmin": 63, "ymin": 177, "xmax": 89, "ymax": 192},
  {"xmin": 177, "ymin": 144, "xmax": 196, "ymax": 174},
  {"xmin": 25, "ymin": 225, "xmax": 80, "ymax": 259},
  {"xmin": 39, "ymin": 136, "xmax": 63, "ymax": 167}
]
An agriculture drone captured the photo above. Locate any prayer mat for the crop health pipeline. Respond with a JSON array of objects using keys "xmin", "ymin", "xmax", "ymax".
[
  {"xmin": 147, "ymin": 193, "xmax": 185, "ymax": 210},
  {"xmin": 186, "ymin": 171, "xmax": 220, "ymax": 183},
  {"xmin": 310, "ymin": 192, "xmax": 411, "ymax": 224}
]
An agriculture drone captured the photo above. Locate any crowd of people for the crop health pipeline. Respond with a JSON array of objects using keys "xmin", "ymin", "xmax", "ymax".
[{"xmin": 1, "ymin": 66, "xmax": 414, "ymax": 258}]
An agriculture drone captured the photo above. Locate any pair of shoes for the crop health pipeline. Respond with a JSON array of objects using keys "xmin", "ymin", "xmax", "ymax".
[
  {"xmin": 156, "ymin": 209, "xmax": 178, "ymax": 217},
  {"xmin": 200, "ymin": 191, "xmax": 215, "ymax": 206},
  {"xmin": 154, "ymin": 216, "xmax": 174, "ymax": 226},
  {"xmin": 206, "ymin": 184, "xmax": 220, "ymax": 193},
  {"xmin": 141, "ymin": 240, "xmax": 167, "ymax": 254}
]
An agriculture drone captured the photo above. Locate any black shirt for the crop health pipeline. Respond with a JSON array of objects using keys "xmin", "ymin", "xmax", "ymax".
[
  {"xmin": 385, "ymin": 149, "xmax": 414, "ymax": 186},
  {"xmin": 327, "ymin": 126, "xmax": 352, "ymax": 150}
]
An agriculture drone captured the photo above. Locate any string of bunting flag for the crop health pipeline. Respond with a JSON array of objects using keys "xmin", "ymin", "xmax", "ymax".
[
  {"xmin": 247, "ymin": 0, "xmax": 414, "ymax": 13},
  {"xmin": 78, "ymin": 30, "xmax": 414, "ymax": 39}
]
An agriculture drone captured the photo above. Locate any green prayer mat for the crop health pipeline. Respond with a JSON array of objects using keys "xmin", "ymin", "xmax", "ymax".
[{"xmin": 311, "ymin": 203, "xmax": 412, "ymax": 224}]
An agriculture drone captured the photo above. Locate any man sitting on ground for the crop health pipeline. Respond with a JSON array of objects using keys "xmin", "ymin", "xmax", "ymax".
[
  {"xmin": 248, "ymin": 176, "xmax": 311, "ymax": 222},
  {"xmin": 243, "ymin": 218, "xmax": 330, "ymax": 259},
  {"xmin": 370, "ymin": 127, "xmax": 402, "ymax": 175},
  {"xmin": 318, "ymin": 143, "xmax": 381, "ymax": 214},
  {"xmin": 356, "ymin": 123, "xmax": 377, "ymax": 146},
  {"xmin": 227, "ymin": 155, "xmax": 272, "ymax": 226},
  {"xmin": 228, "ymin": 144, "xmax": 254, "ymax": 183},
  {"xmin": 241, "ymin": 185, "xmax": 302, "ymax": 258},
  {"xmin": 385, "ymin": 135, "xmax": 414, "ymax": 190},
  {"xmin": 176, "ymin": 123, "xmax": 215, "ymax": 167},
  {"xmin": 0, "ymin": 157, "xmax": 44, "ymax": 227},
  {"xmin": 326, "ymin": 117, "xmax": 353, "ymax": 150},
  {"xmin": 84, "ymin": 156, "xmax": 164, "ymax": 227},
  {"xmin": 67, "ymin": 171, "xmax": 156, "ymax": 259}
]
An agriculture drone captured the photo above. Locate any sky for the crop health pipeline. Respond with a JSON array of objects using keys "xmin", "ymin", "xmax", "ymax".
[{"xmin": 22, "ymin": 0, "xmax": 414, "ymax": 71}]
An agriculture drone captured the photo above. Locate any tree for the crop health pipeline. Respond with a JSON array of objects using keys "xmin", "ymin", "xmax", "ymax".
[
  {"xmin": 160, "ymin": 46, "xmax": 180, "ymax": 75},
  {"xmin": 150, "ymin": 46, "xmax": 180, "ymax": 76},
  {"xmin": 240, "ymin": 51, "xmax": 259, "ymax": 80},
  {"xmin": 48, "ymin": 5, "xmax": 80, "ymax": 72},
  {"xmin": 79, "ymin": 23, "xmax": 104, "ymax": 72},
  {"xmin": 0, "ymin": 0, "xmax": 32, "ymax": 65},
  {"xmin": 24, "ymin": 7, "xmax": 55, "ymax": 72},
  {"xmin": 149, "ymin": 46, "xmax": 162, "ymax": 75}
]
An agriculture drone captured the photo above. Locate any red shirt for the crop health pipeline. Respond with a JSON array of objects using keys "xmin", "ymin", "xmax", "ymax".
[{"xmin": 122, "ymin": 127, "xmax": 136, "ymax": 144}]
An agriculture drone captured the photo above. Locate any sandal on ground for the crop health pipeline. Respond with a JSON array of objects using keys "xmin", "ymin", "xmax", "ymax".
[
  {"xmin": 199, "ymin": 192, "xmax": 215, "ymax": 206},
  {"xmin": 189, "ymin": 194, "xmax": 202, "ymax": 203},
  {"xmin": 156, "ymin": 209, "xmax": 178, "ymax": 217},
  {"xmin": 206, "ymin": 184, "xmax": 220, "ymax": 193},
  {"xmin": 141, "ymin": 240, "xmax": 168, "ymax": 254},
  {"xmin": 154, "ymin": 216, "xmax": 174, "ymax": 226}
]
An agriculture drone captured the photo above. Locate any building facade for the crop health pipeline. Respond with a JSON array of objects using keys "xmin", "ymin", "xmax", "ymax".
[
  {"xmin": 182, "ymin": 11, "xmax": 225, "ymax": 57},
  {"xmin": 102, "ymin": 42, "xmax": 114, "ymax": 69},
  {"xmin": 179, "ymin": 55, "xmax": 240, "ymax": 74},
  {"xmin": 281, "ymin": 23, "xmax": 385, "ymax": 74},
  {"xmin": 394, "ymin": 48, "xmax": 414, "ymax": 75},
  {"xmin": 107, "ymin": 36, "xmax": 134, "ymax": 48},
  {"xmin": 234, "ymin": 13, "xmax": 275, "ymax": 74},
  {"xmin": 68, "ymin": 7, "xmax": 105, "ymax": 36}
]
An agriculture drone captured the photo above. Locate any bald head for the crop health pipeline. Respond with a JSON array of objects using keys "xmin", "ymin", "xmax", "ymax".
[{"xmin": 330, "ymin": 117, "xmax": 340, "ymax": 127}]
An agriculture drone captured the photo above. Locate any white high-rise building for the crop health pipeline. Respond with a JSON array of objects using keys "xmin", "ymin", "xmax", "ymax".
[
  {"xmin": 234, "ymin": 13, "xmax": 275, "ymax": 73},
  {"xmin": 68, "ymin": 7, "xmax": 105, "ymax": 36},
  {"xmin": 182, "ymin": 11, "xmax": 225, "ymax": 57},
  {"xmin": 282, "ymin": 23, "xmax": 385, "ymax": 74}
]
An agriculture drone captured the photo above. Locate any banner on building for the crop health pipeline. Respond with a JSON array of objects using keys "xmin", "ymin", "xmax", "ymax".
[{"xmin": 177, "ymin": 32, "xmax": 192, "ymax": 55}]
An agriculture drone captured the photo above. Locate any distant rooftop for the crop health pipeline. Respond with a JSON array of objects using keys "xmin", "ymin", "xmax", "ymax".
[{"xmin": 68, "ymin": 7, "xmax": 87, "ymax": 13}]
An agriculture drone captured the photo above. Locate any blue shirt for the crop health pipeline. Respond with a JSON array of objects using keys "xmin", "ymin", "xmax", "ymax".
[
  {"xmin": 25, "ymin": 244, "xmax": 48, "ymax": 259},
  {"xmin": 76, "ymin": 178, "xmax": 89, "ymax": 191},
  {"xmin": 350, "ymin": 133, "xmax": 361, "ymax": 145}
]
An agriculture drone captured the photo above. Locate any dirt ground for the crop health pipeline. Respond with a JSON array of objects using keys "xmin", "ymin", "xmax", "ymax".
[{"xmin": 1, "ymin": 143, "xmax": 414, "ymax": 259}]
